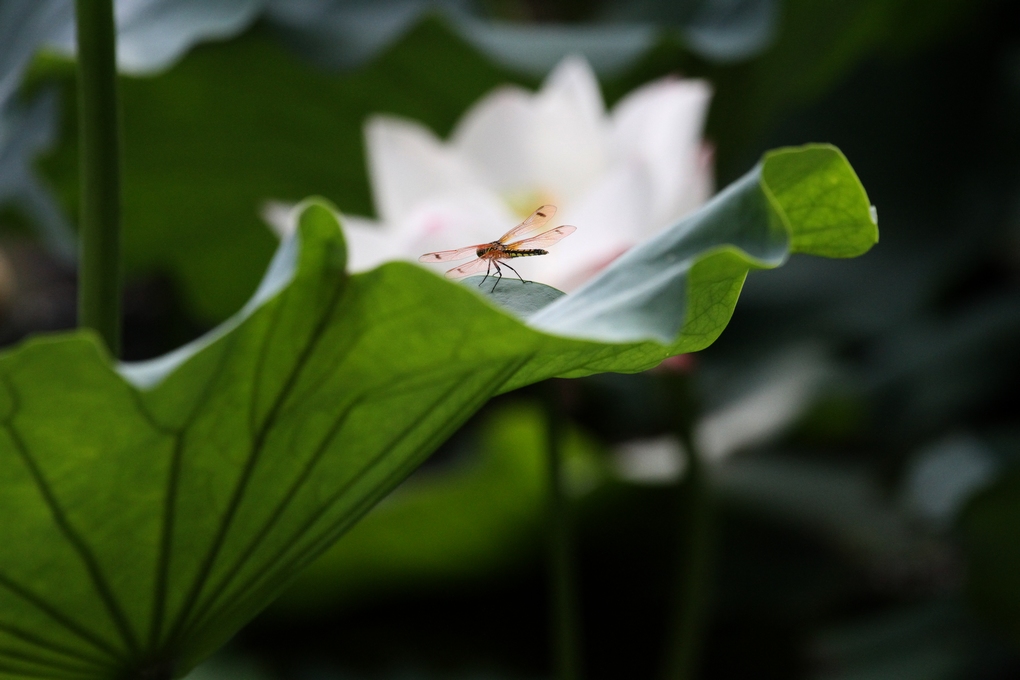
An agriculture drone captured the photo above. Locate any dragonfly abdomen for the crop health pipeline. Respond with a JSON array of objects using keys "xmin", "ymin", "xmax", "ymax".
[
  {"xmin": 477, "ymin": 244, "xmax": 548, "ymax": 259},
  {"xmin": 507, "ymin": 248, "xmax": 547, "ymax": 258}
]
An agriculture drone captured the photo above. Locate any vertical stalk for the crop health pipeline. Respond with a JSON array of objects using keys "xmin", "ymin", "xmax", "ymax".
[
  {"xmin": 662, "ymin": 424, "xmax": 714, "ymax": 680},
  {"xmin": 544, "ymin": 382, "xmax": 582, "ymax": 680},
  {"xmin": 75, "ymin": 0, "xmax": 122, "ymax": 356},
  {"xmin": 137, "ymin": 662, "xmax": 173, "ymax": 680}
]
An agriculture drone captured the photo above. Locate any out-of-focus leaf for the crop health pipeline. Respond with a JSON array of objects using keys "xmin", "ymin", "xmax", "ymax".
[
  {"xmin": 182, "ymin": 654, "xmax": 272, "ymax": 680},
  {"xmin": 454, "ymin": 19, "xmax": 660, "ymax": 77},
  {"xmin": 0, "ymin": 143, "xmax": 873, "ymax": 678},
  {"xmin": 960, "ymin": 467, "xmax": 1020, "ymax": 645},
  {"xmin": 0, "ymin": 0, "xmax": 76, "ymax": 257},
  {"xmin": 600, "ymin": 0, "xmax": 778, "ymax": 63},
  {"xmin": 44, "ymin": 0, "xmax": 263, "ymax": 75},
  {"xmin": 458, "ymin": 0, "xmax": 778, "ymax": 73},
  {"xmin": 268, "ymin": 0, "xmax": 776, "ymax": 77},
  {"xmin": 34, "ymin": 20, "xmax": 524, "ymax": 323},
  {"xmin": 264, "ymin": 0, "xmax": 469, "ymax": 71},
  {"xmin": 809, "ymin": 601, "xmax": 984, "ymax": 680},
  {"xmin": 1, "ymin": 0, "xmax": 259, "ymax": 110},
  {"xmin": 681, "ymin": 0, "xmax": 778, "ymax": 61},
  {"xmin": 0, "ymin": 89, "xmax": 75, "ymax": 259},
  {"xmin": 716, "ymin": 456, "xmax": 925, "ymax": 564},
  {"xmin": 0, "ymin": 0, "xmax": 71, "ymax": 107},
  {"xmin": 901, "ymin": 434, "xmax": 997, "ymax": 529},
  {"xmin": 695, "ymin": 342, "xmax": 830, "ymax": 460}
]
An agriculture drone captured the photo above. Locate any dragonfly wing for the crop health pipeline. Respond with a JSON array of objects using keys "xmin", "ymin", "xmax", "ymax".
[
  {"xmin": 497, "ymin": 204, "xmax": 557, "ymax": 243},
  {"xmin": 507, "ymin": 225, "xmax": 577, "ymax": 250},
  {"xmin": 418, "ymin": 245, "xmax": 481, "ymax": 263},
  {"xmin": 445, "ymin": 257, "xmax": 491, "ymax": 278}
]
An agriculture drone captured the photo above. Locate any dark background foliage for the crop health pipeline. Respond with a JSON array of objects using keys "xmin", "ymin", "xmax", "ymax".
[{"xmin": 1, "ymin": 0, "xmax": 1018, "ymax": 678}]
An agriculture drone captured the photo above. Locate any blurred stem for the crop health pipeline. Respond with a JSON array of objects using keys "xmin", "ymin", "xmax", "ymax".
[
  {"xmin": 138, "ymin": 664, "xmax": 172, "ymax": 680},
  {"xmin": 75, "ymin": 0, "xmax": 122, "ymax": 356},
  {"xmin": 544, "ymin": 382, "xmax": 582, "ymax": 680},
  {"xmin": 663, "ymin": 417, "xmax": 715, "ymax": 680}
]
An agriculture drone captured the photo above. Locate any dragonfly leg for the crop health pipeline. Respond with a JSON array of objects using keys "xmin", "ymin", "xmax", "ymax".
[
  {"xmin": 491, "ymin": 262, "xmax": 503, "ymax": 293},
  {"xmin": 502, "ymin": 262, "xmax": 527, "ymax": 284},
  {"xmin": 478, "ymin": 259, "xmax": 492, "ymax": 288}
]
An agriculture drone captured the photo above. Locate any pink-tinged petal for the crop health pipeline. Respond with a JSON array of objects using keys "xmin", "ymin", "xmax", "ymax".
[
  {"xmin": 611, "ymin": 78, "xmax": 712, "ymax": 228},
  {"xmin": 513, "ymin": 161, "xmax": 653, "ymax": 291},
  {"xmin": 452, "ymin": 56, "xmax": 610, "ymax": 204},
  {"xmin": 653, "ymin": 354, "xmax": 697, "ymax": 374},
  {"xmin": 364, "ymin": 115, "xmax": 485, "ymax": 224},
  {"xmin": 396, "ymin": 189, "xmax": 520, "ymax": 259},
  {"xmin": 671, "ymin": 141, "xmax": 715, "ymax": 221}
]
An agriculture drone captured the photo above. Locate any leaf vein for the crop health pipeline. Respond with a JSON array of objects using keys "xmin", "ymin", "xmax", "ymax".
[
  {"xmin": 0, "ymin": 377, "xmax": 140, "ymax": 657},
  {"xmin": 0, "ymin": 618, "xmax": 112, "ymax": 670},
  {"xmin": 164, "ymin": 273, "xmax": 348, "ymax": 648},
  {"xmin": 149, "ymin": 336, "xmax": 238, "ymax": 652},
  {"xmin": 188, "ymin": 355, "xmax": 529, "ymax": 639}
]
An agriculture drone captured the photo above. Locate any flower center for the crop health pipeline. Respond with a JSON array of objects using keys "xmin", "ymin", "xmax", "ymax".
[{"xmin": 503, "ymin": 188, "xmax": 558, "ymax": 220}]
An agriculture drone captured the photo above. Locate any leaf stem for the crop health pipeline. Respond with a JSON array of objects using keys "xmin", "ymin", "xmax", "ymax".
[
  {"xmin": 543, "ymin": 382, "xmax": 582, "ymax": 680},
  {"xmin": 74, "ymin": 0, "xmax": 122, "ymax": 356},
  {"xmin": 662, "ymin": 418, "xmax": 715, "ymax": 680}
]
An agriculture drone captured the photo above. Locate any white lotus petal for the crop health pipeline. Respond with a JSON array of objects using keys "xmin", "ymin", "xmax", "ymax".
[
  {"xmin": 394, "ymin": 189, "xmax": 519, "ymax": 260},
  {"xmin": 450, "ymin": 85, "xmax": 540, "ymax": 196},
  {"xmin": 365, "ymin": 115, "xmax": 486, "ymax": 224},
  {"xmin": 521, "ymin": 161, "xmax": 652, "ymax": 291},
  {"xmin": 528, "ymin": 56, "xmax": 610, "ymax": 202},
  {"xmin": 541, "ymin": 54, "xmax": 606, "ymax": 125},
  {"xmin": 452, "ymin": 56, "xmax": 609, "ymax": 206},
  {"xmin": 611, "ymin": 77, "xmax": 712, "ymax": 226},
  {"xmin": 356, "ymin": 55, "xmax": 712, "ymax": 290},
  {"xmin": 675, "ymin": 142, "xmax": 716, "ymax": 219}
]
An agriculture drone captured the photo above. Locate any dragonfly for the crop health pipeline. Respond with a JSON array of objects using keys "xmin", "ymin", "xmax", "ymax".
[{"xmin": 418, "ymin": 205, "xmax": 576, "ymax": 292}]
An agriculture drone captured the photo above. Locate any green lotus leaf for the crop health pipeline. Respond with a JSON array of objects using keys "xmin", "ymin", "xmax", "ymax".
[
  {"xmin": 0, "ymin": 144, "xmax": 875, "ymax": 679},
  {"xmin": 275, "ymin": 399, "xmax": 602, "ymax": 614}
]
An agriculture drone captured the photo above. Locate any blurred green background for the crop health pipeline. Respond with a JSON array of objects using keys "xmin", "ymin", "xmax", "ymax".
[{"xmin": 1, "ymin": 0, "xmax": 1019, "ymax": 677}]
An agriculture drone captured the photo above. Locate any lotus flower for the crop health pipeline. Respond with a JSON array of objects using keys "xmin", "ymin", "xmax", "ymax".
[{"xmin": 267, "ymin": 55, "xmax": 713, "ymax": 291}]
